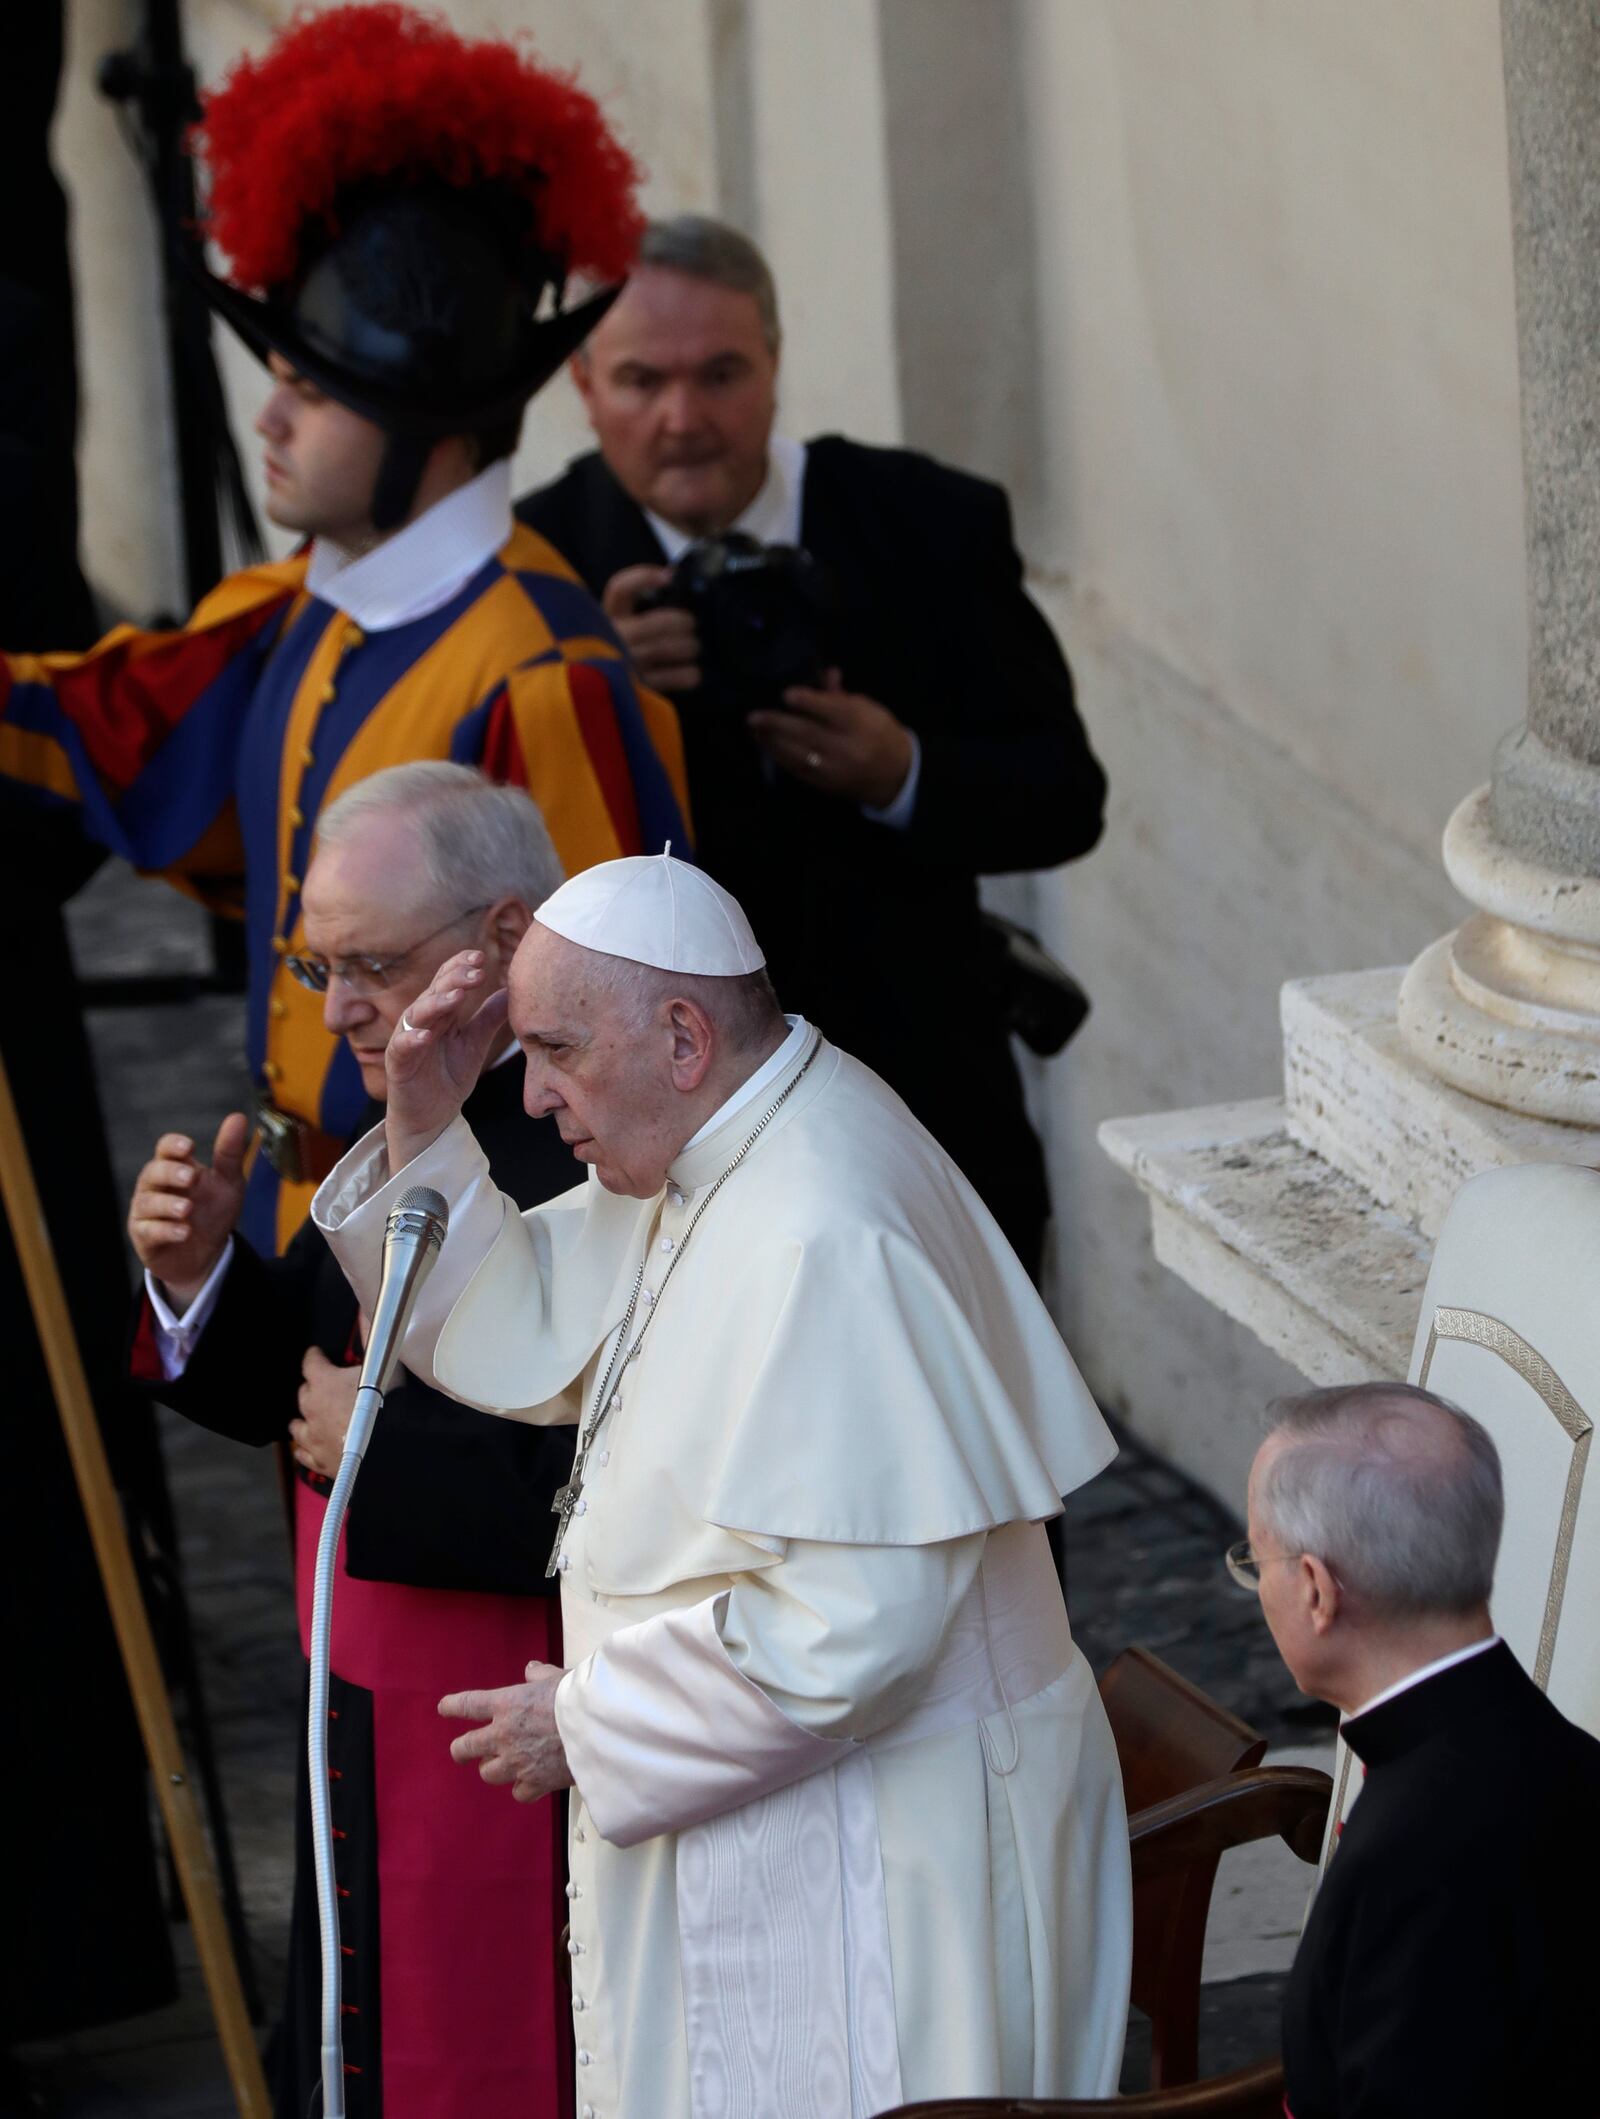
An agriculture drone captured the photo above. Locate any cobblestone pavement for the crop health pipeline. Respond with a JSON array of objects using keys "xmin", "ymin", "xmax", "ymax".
[{"xmin": 13, "ymin": 862, "xmax": 1332, "ymax": 2115}]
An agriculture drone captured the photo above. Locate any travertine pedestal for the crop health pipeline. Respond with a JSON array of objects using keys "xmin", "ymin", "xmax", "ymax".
[{"xmin": 1102, "ymin": 967, "xmax": 1600, "ymax": 1418}]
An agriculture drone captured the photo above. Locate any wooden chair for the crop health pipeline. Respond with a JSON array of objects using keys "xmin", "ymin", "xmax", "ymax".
[
  {"xmin": 883, "ymin": 1650, "xmax": 1333, "ymax": 2119},
  {"xmin": 884, "ymin": 2056, "xmax": 1287, "ymax": 2117},
  {"xmin": 888, "ymin": 1768, "xmax": 1329, "ymax": 2115},
  {"xmin": 1099, "ymin": 1647, "xmax": 1267, "ymax": 2089}
]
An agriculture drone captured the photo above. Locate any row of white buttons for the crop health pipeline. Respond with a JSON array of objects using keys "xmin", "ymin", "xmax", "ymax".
[{"xmin": 572, "ymin": 1797, "xmax": 596, "ymax": 2111}]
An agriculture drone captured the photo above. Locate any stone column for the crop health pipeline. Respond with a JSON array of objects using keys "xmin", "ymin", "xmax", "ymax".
[{"xmin": 1399, "ymin": 0, "xmax": 1600, "ymax": 1122}]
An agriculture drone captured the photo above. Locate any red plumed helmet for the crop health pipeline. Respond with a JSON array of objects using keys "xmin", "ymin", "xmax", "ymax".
[
  {"xmin": 186, "ymin": 4, "xmax": 646, "ymax": 524},
  {"xmin": 194, "ymin": 2, "xmax": 643, "ymax": 294}
]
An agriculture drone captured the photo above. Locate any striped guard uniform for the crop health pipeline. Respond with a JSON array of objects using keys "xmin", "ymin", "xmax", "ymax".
[{"xmin": 0, "ymin": 508, "xmax": 689, "ymax": 1250}]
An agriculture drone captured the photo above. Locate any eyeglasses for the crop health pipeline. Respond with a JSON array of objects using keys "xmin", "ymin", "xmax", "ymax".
[
  {"xmin": 283, "ymin": 904, "xmax": 491, "ymax": 996},
  {"xmin": 1224, "ymin": 1539, "xmax": 1304, "ymax": 1592},
  {"xmin": 1225, "ymin": 1540, "xmax": 1263, "ymax": 1591}
]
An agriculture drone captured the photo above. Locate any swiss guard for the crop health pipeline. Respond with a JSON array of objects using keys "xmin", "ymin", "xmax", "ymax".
[{"xmin": 0, "ymin": 1, "xmax": 688, "ymax": 1253}]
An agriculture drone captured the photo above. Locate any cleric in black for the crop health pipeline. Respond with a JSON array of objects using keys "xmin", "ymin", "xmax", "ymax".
[
  {"xmin": 517, "ymin": 215, "xmax": 1106, "ymax": 1276},
  {"xmin": 1241, "ymin": 1383, "xmax": 1600, "ymax": 2119},
  {"xmin": 128, "ymin": 766, "xmax": 580, "ymax": 2119}
]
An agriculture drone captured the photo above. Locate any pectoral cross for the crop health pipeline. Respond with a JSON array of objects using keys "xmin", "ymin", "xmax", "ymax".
[{"xmin": 545, "ymin": 1446, "xmax": 589, "ymax": 1579}]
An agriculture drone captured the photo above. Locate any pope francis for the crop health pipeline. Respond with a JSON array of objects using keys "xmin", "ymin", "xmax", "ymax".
[{"xmin": 313, "ymin": 852, "xmax": 1132, "ymax": 2117}]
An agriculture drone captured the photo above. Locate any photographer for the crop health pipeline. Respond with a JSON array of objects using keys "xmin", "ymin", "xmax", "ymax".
[{"xmin": 518, "ymin": 216, "xmax": 1105, "ymax": 1276}]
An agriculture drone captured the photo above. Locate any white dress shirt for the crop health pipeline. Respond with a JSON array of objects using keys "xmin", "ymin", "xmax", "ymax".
[
  {"xmin": 145, "ymin": 1242, "xmax": 235, "ymax": 1381},
  {"xmin": 644, "ymin": 434, "xmax": 807, "ymax": 562},
  {"xmin": 647, "ymin": 437, "xmax": 921, "ymax": 829}
]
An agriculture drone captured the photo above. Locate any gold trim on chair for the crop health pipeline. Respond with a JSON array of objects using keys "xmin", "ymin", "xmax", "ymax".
[{"xmin": 1419, "ymin": 1307, "xmax": 1593, "ymax": 1693}]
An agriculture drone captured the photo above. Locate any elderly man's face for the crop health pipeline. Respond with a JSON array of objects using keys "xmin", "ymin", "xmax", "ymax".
[
  {"xmin": 509, "ymin": 928, "xmax": 691, "ymax": 1198},
  {"xmin": 301, "ymin": 813, "xmax": 498, "ymax": 1100},
  {"xmin": 572, "ymin": 266, "xmax": 778, "ymax": 536}
]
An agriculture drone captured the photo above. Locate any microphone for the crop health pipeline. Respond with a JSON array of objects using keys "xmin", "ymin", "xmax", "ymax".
[
  {"xmin": 309, "ymin": 1182, "xmax": 447, "ymax": 2119},
  {"xmin": 351, "ymin": 1184, "xmax": 450, "ymax": 1426}
]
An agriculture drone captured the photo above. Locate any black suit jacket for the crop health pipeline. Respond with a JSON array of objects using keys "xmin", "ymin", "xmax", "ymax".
[
  {"xmin": 148, "ymin": 1062, "xmax": 578, "ymax": 1597},
  {"xmin": 1283, "ymin": 1640, "xmax": 1600, "ymax": 2118},
  {"xmin": 518, "ymin": 437, "xmax": 1106, "ymax": 1271}
]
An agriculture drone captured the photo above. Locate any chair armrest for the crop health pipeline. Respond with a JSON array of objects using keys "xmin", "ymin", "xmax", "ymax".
[
  {"xmin": 886, "ymin": 2055, "xmax": 1286, "ymax": 2116},
  {"xmin": 1129, "ymin": 1764, "xmax": 1332, "ymax": 1881}
]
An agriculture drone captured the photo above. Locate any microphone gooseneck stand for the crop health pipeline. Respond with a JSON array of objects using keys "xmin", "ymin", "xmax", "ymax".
[{"xmin": 307, "ymin": 1186, "xmax": 448, "ymax": 2119}]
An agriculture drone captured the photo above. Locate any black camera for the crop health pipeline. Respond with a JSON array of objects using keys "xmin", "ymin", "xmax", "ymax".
[{"xmin": 636, "ymin": 531, "xmax": 837, "ymax": 710}]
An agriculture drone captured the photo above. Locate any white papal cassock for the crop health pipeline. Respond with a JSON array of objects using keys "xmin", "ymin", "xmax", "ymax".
[{"xmin": 315, "ymin": 1019, "xmax": 1132, "ymax": 2118}]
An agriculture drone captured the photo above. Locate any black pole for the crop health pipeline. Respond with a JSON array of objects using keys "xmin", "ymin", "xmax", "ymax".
[
  {"xmin": 89, "ymin": 8, "xmax": 262, "ymax": 1988},
  {"xmin": 99, "ymin": 0, "xmax": 263, "ymax": 609},
  {"xmin": 99, "ymin": 0, "xmax": 255, "ymax": 990}
]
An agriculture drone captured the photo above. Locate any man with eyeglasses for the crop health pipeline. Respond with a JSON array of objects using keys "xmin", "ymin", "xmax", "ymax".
[
  {"xmin": 127, "ymin": 764, "xmax": 581, "ymax": 2119},
  {"xmin": 1237, "ymin": 1382, "xmax": 1600, "ymax": 2119}
]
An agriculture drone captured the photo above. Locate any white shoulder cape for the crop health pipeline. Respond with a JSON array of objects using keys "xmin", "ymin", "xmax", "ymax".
[{"xmin": 319, "ymin": 1040, "xmax": 1116, "ymax": 1553}]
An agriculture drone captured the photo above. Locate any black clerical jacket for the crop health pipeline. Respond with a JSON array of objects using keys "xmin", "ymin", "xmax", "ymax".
[
  {"xmin": 1283, "ymin": 1640, "xmax": 1600, "ymax": 2118},
  {"xmin": 142, "ymin": 1060, "xmax": 577, "ymax": 1595},
  {"xmin": 519, "ymin": 436, "xmax": 1107, "ymax": 1273}
]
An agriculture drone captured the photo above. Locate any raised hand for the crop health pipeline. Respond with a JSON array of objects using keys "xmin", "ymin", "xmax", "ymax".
[
  {"xmin": 384, "ymin": 948, "xmax": 510, "ymax": 1170},
  {"xmin": 127, "ymin": 1112, "xmax": 250, "ymax": 1310}
]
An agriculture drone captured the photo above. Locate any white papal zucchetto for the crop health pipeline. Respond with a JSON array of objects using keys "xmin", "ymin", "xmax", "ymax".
[{"xmin": 534, "ymin": 847, "xmax": 766, "ymax": 976}]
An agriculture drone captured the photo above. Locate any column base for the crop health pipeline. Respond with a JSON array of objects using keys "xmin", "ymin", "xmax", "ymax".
[{"xmin": 1397, "ymin": 785, "xmax": 1600, "ymax": 1124}]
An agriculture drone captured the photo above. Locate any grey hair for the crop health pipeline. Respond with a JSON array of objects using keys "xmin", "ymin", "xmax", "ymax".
[
  {"xmin": 580, "ymin": 949, "xmax": 785, "ymax": 1057},
  {"xmin": 1257, "ymin": 1382, "xmax": 1503, "ymax": 1619},
  {"xmin": 315, "ymin": 762, "xmax": 564, "ymax": 916},
  {"xmin": 613, "ymin": 214, "xmax": 781, "ymax": 353}
]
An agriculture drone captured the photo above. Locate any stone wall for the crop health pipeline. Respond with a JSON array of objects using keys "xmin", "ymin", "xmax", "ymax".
[{"xmin": 51, "ymin": 0, "xmax": 1528, "ymax": 1506}]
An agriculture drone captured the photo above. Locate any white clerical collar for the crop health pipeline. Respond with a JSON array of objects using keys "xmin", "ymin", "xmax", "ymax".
[
  {"xmin": 679, "ymin": 1014, "xmax": 810, "ymax": 1154},
  {"xmin": 306, "ymin": 459, "xmax": 513, "ymax": 630},
  {"xmin": 645, "ymin": 434, "xmax": 807, "ymax": 561},
  {"xmin": 1342, "ymin": 1635, "xmax": 1500, "ymax": 1726}
]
